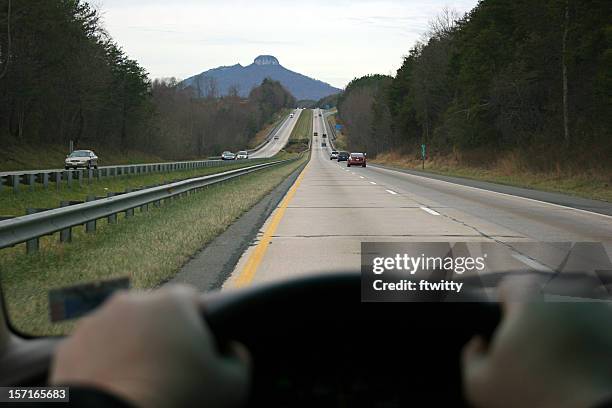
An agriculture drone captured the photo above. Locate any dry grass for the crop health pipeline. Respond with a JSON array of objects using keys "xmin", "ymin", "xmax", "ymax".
[
  {"xmin": 373, "ymin": 149, "xmax": 612, "ymax": 202},
  {"xmin": 0, "ymin": 156, "xmax": 307, "ymax": 336}
]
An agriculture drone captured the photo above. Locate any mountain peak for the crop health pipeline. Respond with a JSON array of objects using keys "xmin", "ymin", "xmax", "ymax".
[
  {"xmin": 183, "ymin": 55, "xmax": 341, "ymax": 100},
  {"xmin": 253, "ymin": 55, "xmax": 279, "ymax": 66}
]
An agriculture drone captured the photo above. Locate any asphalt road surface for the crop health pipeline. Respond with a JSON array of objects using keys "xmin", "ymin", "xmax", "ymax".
[
  {"xmin": 224, "ymin": 109, "xmax": 612, "ymax": 288},
  {"xmin": 250, "ymin": 109, "xmax": 302, "ymax": 159}
]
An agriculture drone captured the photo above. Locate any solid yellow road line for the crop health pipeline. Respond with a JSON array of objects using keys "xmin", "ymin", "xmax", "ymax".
[{"xmin": 233, "ymin": 161, "xmax": 310, "ymax": 287}]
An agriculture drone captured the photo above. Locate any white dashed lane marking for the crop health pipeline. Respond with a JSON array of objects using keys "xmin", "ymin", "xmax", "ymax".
[{"xmin": 419, "ymin": 206, "xmax": 440, "ymax": 216}]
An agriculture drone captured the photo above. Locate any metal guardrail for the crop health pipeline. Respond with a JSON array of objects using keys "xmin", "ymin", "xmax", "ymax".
[
  {"xmin": 0, "ymin": 111, "xmax": 296, "ymax": 194},
  {"xmin": 0, "ymin": 158, "xmax": 249, "ymax": 194},
  {"xmin": 0, "ymin": 156, "xmax": 303, "ymax": 252}
]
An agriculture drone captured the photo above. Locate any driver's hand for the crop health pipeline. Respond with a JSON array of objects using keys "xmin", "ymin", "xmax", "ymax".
[
  {"xmin": 50, "ymin": 285, "xmax": 251, "ymax": 408},
  {"xmin": 462, "ymin": 278, "xmax": 612, "ymax": 408}
]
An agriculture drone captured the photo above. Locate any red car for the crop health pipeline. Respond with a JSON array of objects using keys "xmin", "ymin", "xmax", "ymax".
[{"xmin": 347, "ymin": 152, "xmax": 366, "ymax": 167}]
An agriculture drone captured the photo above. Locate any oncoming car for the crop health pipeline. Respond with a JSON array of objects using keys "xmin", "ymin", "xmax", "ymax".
[
  {"xmin": 236, "ymin": 151, "xmax": 249, "ymax": 160},
  {"xmin": 221, "ymin": 151, "xmax": 236, "ymax": 160},
  {"xmin": 347, "ymin": 152, "xmax": 366, "ymax": 167},
  {"xmin": 330, "ymin": 151, "xmax": 338, "ymax": 160},
  {"xmin": 337, "ymin": 152, "xmax": 349, "ymax": 162},
  {"xmin": 65, "ymin": 150, "xmax": 98, "ymax": 170}
]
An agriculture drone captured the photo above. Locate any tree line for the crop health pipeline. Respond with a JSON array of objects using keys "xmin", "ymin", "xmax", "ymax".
[
  {"xmin": 337, "ymin": 0, "xmax": 611, "ymax": 167},
  {"xmin": 0, "ymin": 0, "xmax": 295, "ymax": 158}
]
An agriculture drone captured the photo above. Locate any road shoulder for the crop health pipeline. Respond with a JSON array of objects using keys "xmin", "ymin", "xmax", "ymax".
[
  {"xmin": 370, "ymin": 163, "xmax": 612, "ymax": 217},
  {"xmin": 168, "ymin": 161, "xmax": 307, "ymax": 290}
]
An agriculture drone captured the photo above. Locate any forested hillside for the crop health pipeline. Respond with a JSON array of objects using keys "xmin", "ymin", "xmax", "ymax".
[
  {"xmin": 0, "ymin": 0, "xmax": 295, "ymax": 161},
  {"xmin": 338, "ymin": 1, "xmax": 611, "ymax": 177}
]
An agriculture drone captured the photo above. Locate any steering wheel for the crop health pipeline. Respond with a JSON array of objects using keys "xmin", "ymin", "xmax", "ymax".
[{"xmin": 202, "ymin": 272, "xmax": 501, "ymax": 407}]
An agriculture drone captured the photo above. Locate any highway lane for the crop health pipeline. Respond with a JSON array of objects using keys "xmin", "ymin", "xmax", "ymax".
[
  {"xmin": 224, "ymin": 109, "xmax": 612, "ymax": 288},
  {"xmin": 250, "ymin": 109, "xmax": 302, "ymax": 158}
]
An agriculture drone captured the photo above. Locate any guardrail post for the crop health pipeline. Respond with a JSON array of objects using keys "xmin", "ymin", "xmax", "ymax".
[
  {"xmin": 77, "ymin": 170, "xmax": 83, "ymax": 187},
  {"xmin": 25, "ymin": 208, "xmax": 40, "ymax": 253},
  {"xmin": 85, "ymin": 195, "xmax": 96, "ymax": 233},
  {"xmin": 0, "ymin": 176, "xmax": 4, "ymax": 192},
  {"xmin": 106, "ymin": 192, "xmax": 117, "ymax": 224},
  {"xmin": 66, "ymin": 171, "xmax": 73, "ymax": 189},
  {"xmin": 11, "ymin": 174, "xmax": 19, "ymax": 193},
  {"xmin": 59, "ymin": 201, "xmax": 72, "ymax": 243},
  {"xmin": 27, "ymin": 174, "xmax": 35, "ymax": 191},
  {"xmin": 54, "ymin": 172, "xmax": 62, "ymax": 190},
  {"xmin": 42, "ymin": 173, "xmax": 49, "ymax": 189},
  {"xmin": 88, "ymin": 168, "xmax": 93, "ymax": 183}
]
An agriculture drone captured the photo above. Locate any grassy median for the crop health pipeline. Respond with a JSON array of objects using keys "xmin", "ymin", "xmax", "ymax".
[
  {"xmin": 0, "ymin": 154, "xmax": 307, "ymax": 336},
  {"xmin": 290, "ymin": 109, "xmax": 313, "ymax": 141},
  {"xmin": 0, "ymin": 155, "xmax": 295, "ymax": 216}
]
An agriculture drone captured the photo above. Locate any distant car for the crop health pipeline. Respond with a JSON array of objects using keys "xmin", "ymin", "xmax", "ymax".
[
  {"xmin": 314, "ymin": 132, "xmax": 318, "ymax": 137},
  {"xmin": 321, "ymin": 142, "xmax": 327, "ymax": 147},
  {"xmin": 330, "ymin": 151, "xmax": 338, "ymax": 160},
  {"xmin": 337, "ymin": 152, "xmax": 349, "ymax": 162},
  {"xmin": 236, "ymin": 150, "xmax": 249, "ymax": 160},
  {"xmin": 221, "ymin": 151, "xmax": 236, "ymax": 160},
  {"xmin": 347, "ymin": 152, "xmax": 366, "ymax": 167},
  {"xmin": 65, "ymin": 150, "xmax": 98, "ymax": 170},
  {"xmin": 274, "ymin": 136, "xmax": 280, "ymax": 140},
  {"xmin": 322, "ymin": 133, "xmax": 327, "ymax": 138}
]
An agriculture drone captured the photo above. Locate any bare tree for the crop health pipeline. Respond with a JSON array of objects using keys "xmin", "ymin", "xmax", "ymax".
[
  {"xmin": 0, "ymin": 0, "xmax": 10, "ymax": 80},
  {"xmin": 425, "ymin": 6, "xmax": 460, "ymax": 41}
]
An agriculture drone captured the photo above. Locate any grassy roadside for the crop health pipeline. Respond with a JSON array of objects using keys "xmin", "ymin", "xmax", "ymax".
[
  {"xmin": 373, "ymin": 151, "xmax": 612, "ymax": 202},
  {"xmin": 0, "ymin": 156, "xmax": 296, "ymax": 216},
  {"xmin": 248, "ymin": 108, "xmax": 292, "ymax": 149},
  {"xmin": 0, "ymin": 155, "xmax": 308, "ymax": 336},
  {"xmin": 0, "ymin": 143, "xmax": 169, "ymax": 172},
  {"xmin": 325, "ymin": 113, "xmax": 347, "ymax": 151}
]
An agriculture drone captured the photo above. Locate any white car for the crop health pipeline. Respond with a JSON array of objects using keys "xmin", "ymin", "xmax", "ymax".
[
  {"xmin": 221, "ymin": 151, "xmax": 236, "ymax": 160},
  {"xmin": 65, "ymin": 150, "xmax": 98, "ymax": 170},
  {"xmin": 330, "ymin": 151, "xmax": 338, "ymax": 160},
  {"xmin": 290, "ymin": 113, "xmax": 294, "ymax": 118},
  {"xmin": 236, "ymin": 151, "xmax": 249, "ymax": 160}
]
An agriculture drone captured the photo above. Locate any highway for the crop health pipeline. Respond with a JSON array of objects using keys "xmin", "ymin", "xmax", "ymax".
[
  {"xmin": 0, "ymin": 109, "xmax": 301, "ymax": 180},
  {"xmin": 250, "ymin": 109, "xmax": 302, "ymax": 158},
  {"xmin": 224, "ymin": 109, "xmax": 612, "ymax": 287}
]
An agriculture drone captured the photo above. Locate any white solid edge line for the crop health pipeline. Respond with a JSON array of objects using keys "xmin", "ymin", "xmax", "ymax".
[
  {"xmin": 420, "ymin": 206, "xmax": 440, "ymax": 216},
  {"xmin": 370, "ymin": 165, "xmax": 612, "ymax": 220},
  {"xmin": 385, "ymin": 189, "xmax": 398, "ymax": 195},
  {"xmin": 511, "ymin": 254, "xmax": 555, "ymax": 273}
]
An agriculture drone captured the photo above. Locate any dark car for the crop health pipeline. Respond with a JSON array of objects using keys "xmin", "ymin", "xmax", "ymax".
[
  {"xmin": 337, "ymin": 152, "xmax": 349, "ymax": 162},
  {"xmin": 347, "ymin": 152, "xmax": 366, "ymax": 167}
]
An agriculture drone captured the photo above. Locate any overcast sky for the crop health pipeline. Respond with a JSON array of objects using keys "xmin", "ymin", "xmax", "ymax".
[{"xmin": 97, "ymin": 0, "xmax": 478, "ymax": 89}]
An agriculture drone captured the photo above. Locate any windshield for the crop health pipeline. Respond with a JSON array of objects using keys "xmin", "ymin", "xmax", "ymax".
[
  {"xmin": 69, "ymin": 151, "xmax": 90, "ymax": 157},
  {"xmin": 0, "ymin": 0, "xmax": 610, "ymax": 345}
]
